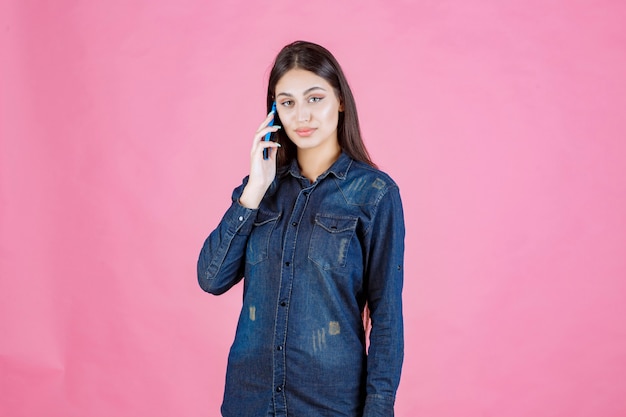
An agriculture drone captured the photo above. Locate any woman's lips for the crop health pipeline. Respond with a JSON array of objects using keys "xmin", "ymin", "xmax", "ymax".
[{"xmin": 295, "ymin": 128, "xmax": 316, "ymax": 137}]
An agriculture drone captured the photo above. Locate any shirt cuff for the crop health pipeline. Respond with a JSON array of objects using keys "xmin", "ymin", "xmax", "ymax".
[{"xmin": 223, "ymin": 199, "xmax": 257, "ymax": 236}]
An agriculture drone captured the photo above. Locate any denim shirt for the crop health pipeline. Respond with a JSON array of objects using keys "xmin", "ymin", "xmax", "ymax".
[{"xmin": 197, "ymin": 153, "xmax": 405, "ymax": 417}]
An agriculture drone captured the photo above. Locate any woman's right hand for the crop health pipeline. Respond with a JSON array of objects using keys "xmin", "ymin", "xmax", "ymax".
[{"xmin": 239, "ymin": 111, "xmax": 282, "ymax": 209}]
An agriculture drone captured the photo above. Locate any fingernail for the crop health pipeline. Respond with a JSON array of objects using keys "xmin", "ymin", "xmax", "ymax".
[{"xmin": 276, "ymin": 143, "xmax": 282, "ymax": 147}]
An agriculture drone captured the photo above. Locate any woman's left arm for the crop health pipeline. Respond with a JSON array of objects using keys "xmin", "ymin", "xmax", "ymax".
[{"xmin": 363, "ymin": 185, "xmax": 405, "ymax": 417}]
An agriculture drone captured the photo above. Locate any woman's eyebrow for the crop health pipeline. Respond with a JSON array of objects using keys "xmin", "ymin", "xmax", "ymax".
[{"xmin": 276, "ymin": 86, "xmax": 327, "ymax": 98}]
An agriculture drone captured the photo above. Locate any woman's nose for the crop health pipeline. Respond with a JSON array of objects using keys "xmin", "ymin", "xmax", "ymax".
[{"xmin": 297, "ymin": 105, "xmax": 310, "ymax": 123}]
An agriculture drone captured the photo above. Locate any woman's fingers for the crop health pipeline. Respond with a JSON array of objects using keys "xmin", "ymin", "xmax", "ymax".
[
  {"xmin": 251, "ymin": 125, "xmax": 281, "ymax": 155},
  {"xmin": 255, "ymin": 111, "xmax": 275, "ymax": 134},
  {"xmin": 257, "ymin": 139, "xmax": 282, "ymax": 157}
]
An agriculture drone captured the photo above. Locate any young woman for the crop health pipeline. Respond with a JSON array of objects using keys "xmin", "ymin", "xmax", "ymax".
[{"xmin": 197, "ymin": 41, "xmax": 405, "ymax": 417}]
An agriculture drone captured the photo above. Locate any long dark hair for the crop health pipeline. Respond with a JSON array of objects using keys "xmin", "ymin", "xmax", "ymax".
[{"xmin": 266, "ymin": 41, "xmax": 377, "ymax": 169}]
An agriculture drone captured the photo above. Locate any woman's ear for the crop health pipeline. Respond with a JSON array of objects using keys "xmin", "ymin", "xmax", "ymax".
[{"xmin": 339, "ymin": 98, "xmax": 344, "ymax": 112}]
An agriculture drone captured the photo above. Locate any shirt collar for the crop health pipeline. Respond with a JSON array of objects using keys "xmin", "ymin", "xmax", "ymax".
[{"xmin": 285, "ymin": 152, "xmax": 352, "ymax": 181}]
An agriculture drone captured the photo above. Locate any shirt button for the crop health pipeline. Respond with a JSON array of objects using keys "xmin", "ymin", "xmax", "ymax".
[
  {"xmin": 291, "ymin": 222, "xmax": 298, "ymax": 227},
  {"xmin": 280, "ymin": 301, "xmax": 286, "ymax": 307},
  {"xmin": 276, "ymin": 385, "xmax": 283, "ymax": 392},
  {"xmin": 276, "ymin": 345, "xmax": 283, "ymax": 351},
  {"xmin": 238, "ymin": 216, "xmax": 244, "ymax": 221},
  {"xmin": 285, "ymin": 262, "xmax": 290, "ymax": 267}
]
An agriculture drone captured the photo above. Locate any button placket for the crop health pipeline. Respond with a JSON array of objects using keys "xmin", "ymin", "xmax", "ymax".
[{"xmin": 272, "ymin": 186, "xmax": 312, "ymax": 414}]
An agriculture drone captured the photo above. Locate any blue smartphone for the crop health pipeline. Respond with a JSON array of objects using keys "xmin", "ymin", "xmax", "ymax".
[{"xmin": 263, "ymin": 102, "xmax": 277, "ymax": 160}]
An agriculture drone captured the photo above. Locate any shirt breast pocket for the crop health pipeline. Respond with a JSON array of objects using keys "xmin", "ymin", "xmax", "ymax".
[
  {"xmin": 308, "ymin": 214, "xmax": 358, "ymax": 270},
  {"xmin": 246, "ymin": 210, "xmax": 281, "ymax": 265}
]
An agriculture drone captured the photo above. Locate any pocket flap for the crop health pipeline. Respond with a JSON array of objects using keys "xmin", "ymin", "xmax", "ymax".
[
  {"xmin": 314, "ymin": 214, "xmax": 357, "ymax": 233},
  {"xmin": 254, "ymin": 209, "xmax": 281, "ymax": 226}
]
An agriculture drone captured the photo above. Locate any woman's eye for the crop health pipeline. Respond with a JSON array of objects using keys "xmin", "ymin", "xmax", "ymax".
[
  {"xmin": 309, "ymin": 97, "xmax": 323, "ymax": 103},
  {"xmin": 280, "ymin": 100, "xmax": 293, "ymax": 107}
]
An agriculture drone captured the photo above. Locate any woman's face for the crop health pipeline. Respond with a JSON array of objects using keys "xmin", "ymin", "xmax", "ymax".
[{"xmin": 274, "ymin": 69, "xmax": 343, "ymax": 155}]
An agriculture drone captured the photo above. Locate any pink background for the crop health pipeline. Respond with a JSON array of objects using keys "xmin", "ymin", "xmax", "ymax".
[{"xmin": 2, "ymin": 1, "xmax": 626, "ymax": 416}]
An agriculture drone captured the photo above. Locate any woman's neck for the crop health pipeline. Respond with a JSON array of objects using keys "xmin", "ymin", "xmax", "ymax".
[{"xmin": 297, "ymin": 144, "xmax": 341, "ymax": 183}]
